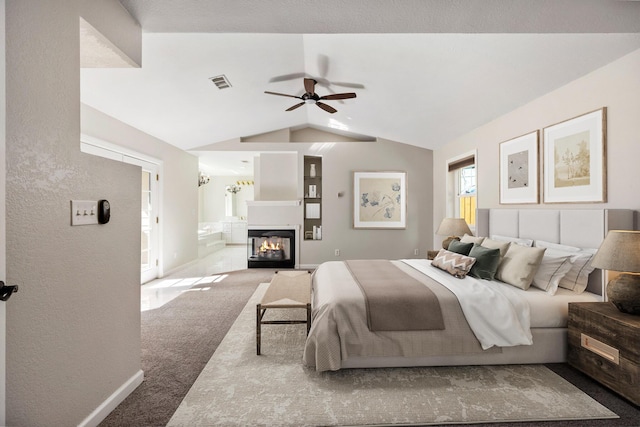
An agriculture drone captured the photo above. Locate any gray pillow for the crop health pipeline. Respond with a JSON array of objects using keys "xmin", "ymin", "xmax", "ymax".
[
  {"xmin": 468, "ymin": 245, "xmax": 501, "ymax": 280},
  {"xmin": 447, "ymin": 240, "xmax": 474, "ymax": 256},
  {"xmin": 496, "ymin": 244, "xmax": 546, "ymax": 290}
]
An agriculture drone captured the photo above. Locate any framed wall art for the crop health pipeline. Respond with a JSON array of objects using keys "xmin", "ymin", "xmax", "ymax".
[
  {"xmin": 499, "ymin": 130, "xmax": 539, "ymax": 204},
  {"xmin": 543, "ymin": 108, "xmax": 607, "ymax": 203},
  {"xmin": 353, "ymin": 171, "xmax": 406, "ymax": 229}
]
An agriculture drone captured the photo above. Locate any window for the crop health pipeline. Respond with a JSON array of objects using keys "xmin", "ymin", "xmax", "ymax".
[
  {"xmin": 457, "ymin": 165, "xmax": 476, "ymax": 228},
  {"xmin": 447, "ymin": 152, "xmax": 477, "ymax": 231}
]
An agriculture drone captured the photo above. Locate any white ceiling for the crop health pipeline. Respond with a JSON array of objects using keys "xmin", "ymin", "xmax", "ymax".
[{"xmin": 80, "ymin": 1, "xmax": 640, "ymax": 174}]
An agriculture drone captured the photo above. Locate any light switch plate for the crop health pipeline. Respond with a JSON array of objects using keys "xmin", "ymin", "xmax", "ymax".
[{"xmin": 71, "ymin": 200, "xmax": 99, "ymax": 226}]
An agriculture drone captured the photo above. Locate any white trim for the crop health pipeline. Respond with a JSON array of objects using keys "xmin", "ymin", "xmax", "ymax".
[
  {"xmin": 246, "ymin": 200, "xmax": 301, "ymax": 207},
  {"xmin": 81, "ymin": 134, "xmax": 161, "ymax": 165},
  {"xmin": 445, "ymin": 149, "xmax": 477, "ymax": 219},
  {"xmin": 78, "ymin": 369, "xmax": 144, "ymax": 427}
]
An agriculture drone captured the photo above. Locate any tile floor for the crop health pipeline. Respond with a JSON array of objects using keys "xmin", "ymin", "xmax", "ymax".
[{"xmin": 141, "ymin": 245, "xmax": 248, "ymax": 311}]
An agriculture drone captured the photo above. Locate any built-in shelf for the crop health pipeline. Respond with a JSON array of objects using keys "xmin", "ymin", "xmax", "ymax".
[{"xmin": 303, "ymin": 156, "xmax": 322, "ymax": 240}]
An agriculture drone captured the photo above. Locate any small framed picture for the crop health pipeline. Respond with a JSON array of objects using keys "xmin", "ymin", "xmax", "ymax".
[
  {"xmin": 353, "ymin": 171, "xmax": 406, "ymax": 229},
  {"xmin": 499, "ymin": 131, "xmax": 539, "ymax": 204}
]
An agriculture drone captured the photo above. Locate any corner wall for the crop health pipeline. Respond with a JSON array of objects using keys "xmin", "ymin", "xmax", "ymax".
[
  {"xmin": 5, "ymin": 2, "xmax": 140, "ymax": 425},
  {"xmin": 81, "ymin": 104, "xmax": 199, "ymax": 274},
  {"xmin": 433, "ymin": 48, "xmax": 640, "ymax": 231}
]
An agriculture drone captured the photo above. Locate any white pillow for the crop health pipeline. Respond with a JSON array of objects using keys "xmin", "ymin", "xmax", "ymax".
[
  {"xmin": 534, "ymin": 240, "xmax": 581, "ymax": 253},
  {"xmin": 496, "ymin": 244, "xmax": 546, "ymax": 290},
  {"xmin": 558, "ymin": 249, "xmax": 597, "ymax": 293},
  {"xmin": 534, "ymin": 240, "xmax": 597, "ymax": 294},
  {"xmin": 491, "ymin": 234, "xmax": 534, "ymax": 247},
  {"xmin": 531, "ymin": 253, "xmax": 574, "ymax": 295}
]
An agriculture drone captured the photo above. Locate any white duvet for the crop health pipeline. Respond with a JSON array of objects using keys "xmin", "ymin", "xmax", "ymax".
[{"xmin": 402, "ymin": 259, "xmax": 533, "ymax": 349}]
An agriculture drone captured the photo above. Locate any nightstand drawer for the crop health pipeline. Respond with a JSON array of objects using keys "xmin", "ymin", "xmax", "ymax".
[{"xmin": 568, "ymin": 302, "xmax": 640, "ymax": 406}]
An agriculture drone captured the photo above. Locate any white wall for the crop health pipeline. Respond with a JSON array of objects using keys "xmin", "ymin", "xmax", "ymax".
[
  {"xmin": 81, "ymin": 104, "xmax": 199, "ymax": 274},
  {"xmin": 5, "ymin": 2, "xmax": 141, "ymax": 425},
  {"xmin": 257, "ymin": 152, "xmax": 298, "ymax": 200},
  {"xmin": 198, "ymin": 175, "xmax": 254, "ymax": 222},
  {"xmin": 434, "ymin": 48, "xmax": 640, "ymax": 232}
]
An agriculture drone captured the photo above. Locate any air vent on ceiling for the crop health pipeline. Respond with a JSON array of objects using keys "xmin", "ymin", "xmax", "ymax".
[{"xmin": 209, "ymin": 74, "xmax": 232, "ymax": 89}]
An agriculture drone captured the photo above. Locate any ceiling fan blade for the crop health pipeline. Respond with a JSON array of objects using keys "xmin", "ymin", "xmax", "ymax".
[
  {"xmin": 304, "ymin": 78, "xmax": 316, "ymax": 94},
  {"xmin": 332, "ymin": 82, "xmax": 366, "ymax": 89},
  {"xmin": 286, "ymin": 102, "xmax": 305, "ymax": 112},
  {"xmin": 316, "ymin": 102, "xmax": 337, "ymax": 114},
  {"xmin": 264, "ymin": 91, "xmax": 301, "ymax": 99},
  {"xmin": 268, "ymin": 72, "xmax": 307, "ymax": 83},
  {"xmin": 319, "ymin": 92, "xmax": 357, "ymax": 101}
]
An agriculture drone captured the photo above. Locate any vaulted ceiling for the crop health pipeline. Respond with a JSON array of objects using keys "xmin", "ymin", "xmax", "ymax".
[{"xmin": 80, "ymin": 1, "xmax": 640, "ymax": 170}]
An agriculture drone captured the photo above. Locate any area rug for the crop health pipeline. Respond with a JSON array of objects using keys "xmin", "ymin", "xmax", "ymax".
[{"xmin": 168, "ymin": 283, "xmax": 618, "ymax": 426}]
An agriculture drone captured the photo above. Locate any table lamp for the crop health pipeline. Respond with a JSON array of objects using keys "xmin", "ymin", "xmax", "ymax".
[
  {"xmin": 436, "ymin": 218, "xmax": 472, "ymax": 249},
  {"xmin": 591, "ymin": 230, "xmax": 640, "ymax": 315}
]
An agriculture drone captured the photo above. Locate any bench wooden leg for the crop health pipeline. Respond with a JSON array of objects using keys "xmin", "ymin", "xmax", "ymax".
[
  {"xmin": 256, "ymin": 304, "xmax": 261, "ymax": 355},
  {"xmin": 306, "ymin": 303, "xmax": 311, "ymax": 335}
]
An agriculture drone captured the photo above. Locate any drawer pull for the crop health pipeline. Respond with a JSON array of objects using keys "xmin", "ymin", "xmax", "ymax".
[{"xmin": 581, "ymin": 333, "xmax": 619, "ymax": 365}]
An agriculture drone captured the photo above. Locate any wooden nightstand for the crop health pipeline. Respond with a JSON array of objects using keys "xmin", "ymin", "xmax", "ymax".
[{"xmin": 568, "ymin": 302, "xmax": 640, "ymax": 405}]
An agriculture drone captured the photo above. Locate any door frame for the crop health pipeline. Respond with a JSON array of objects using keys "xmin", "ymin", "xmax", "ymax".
[{"xmin": 1, "ymin": 0, "xmax": 7, "ymax": 422}]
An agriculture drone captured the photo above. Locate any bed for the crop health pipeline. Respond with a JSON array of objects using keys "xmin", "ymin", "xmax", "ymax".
[{"xmin": 303, "ymin": 209, "xmax": 634, "ymax": 372}]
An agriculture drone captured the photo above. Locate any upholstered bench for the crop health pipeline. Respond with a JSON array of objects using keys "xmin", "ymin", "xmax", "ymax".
[{"xmin": 256, "ymin": 271, "xmax": 311, "ymax": 355}]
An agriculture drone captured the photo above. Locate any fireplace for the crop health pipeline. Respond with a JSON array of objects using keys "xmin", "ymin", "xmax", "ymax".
[{"xmin": 247, "ymin": 228, "xmax": 296, "ymax": 269}]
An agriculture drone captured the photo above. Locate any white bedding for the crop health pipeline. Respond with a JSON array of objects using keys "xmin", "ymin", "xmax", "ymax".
[{"xmin": 402, "ymin": 259, "xmax": 532, "ymax": 349}]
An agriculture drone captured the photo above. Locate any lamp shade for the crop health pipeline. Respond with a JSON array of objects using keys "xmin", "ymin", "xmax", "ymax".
[
  {"xmin": 436, "ymin": 218, "xmax": 472, "ymax": 237},
  {"xmin": 591, "ymin": 230, "xmax": 640, "ymax": 273}
]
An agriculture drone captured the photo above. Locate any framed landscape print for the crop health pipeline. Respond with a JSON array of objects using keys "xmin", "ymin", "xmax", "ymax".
[
  {"xmin": 499, "ymin": 130, "xmax": 539, "ymax": 204},
  {"xmin": 543, "ymin": 108, "xmax": 607, "ymax": 203},
  {"xmin": 353, "ymin": 171, "xmax": 406, "ymax": 229}
]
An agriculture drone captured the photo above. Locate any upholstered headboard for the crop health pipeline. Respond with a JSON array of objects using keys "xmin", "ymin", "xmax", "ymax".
[{"xmin": 476, "ymin": 209, "xmax": 634, "ymax": 296}]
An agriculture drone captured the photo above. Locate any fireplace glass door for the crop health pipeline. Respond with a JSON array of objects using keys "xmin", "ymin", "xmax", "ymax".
[{"xmin": 248, "ymin": 229, "xmax": 295, "ymax": 269}]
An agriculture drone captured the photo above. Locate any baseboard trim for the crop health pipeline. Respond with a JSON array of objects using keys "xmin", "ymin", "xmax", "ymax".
[
  {"xmin": 78, "ymin": 369, "xmax": 144, "ymax": 427},
  {"xmin": 298, "ymin": 264, "xmax": 319, "ymax": 270}
]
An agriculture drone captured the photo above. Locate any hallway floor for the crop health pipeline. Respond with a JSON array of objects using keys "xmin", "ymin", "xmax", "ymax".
[{"xmin": 141, "ymin": 245, "xmax": 248, "ymax": 311}]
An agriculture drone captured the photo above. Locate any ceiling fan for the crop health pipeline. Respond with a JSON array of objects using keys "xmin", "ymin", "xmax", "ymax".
[{"xmin": 264, "ymin": 78, "xmax": 356, "ymax": 114}]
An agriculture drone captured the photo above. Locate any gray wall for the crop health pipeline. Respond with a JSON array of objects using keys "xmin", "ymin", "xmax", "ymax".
[
  {"xmin": 6, "ymin": 1, "xmax": 141, "ymax": 425},
  {"xmin": 205, "ymin": 138, "xmax": 434, "ymax": 264},
  {"xmin": 433, "ymin": 48, "xmax": 640, "ymax": 233}
]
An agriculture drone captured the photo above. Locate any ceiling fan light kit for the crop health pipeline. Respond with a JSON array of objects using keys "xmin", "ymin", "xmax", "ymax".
[{"xmin": 265, "ymin": 78, "xmax": 356, "ymax": 114}]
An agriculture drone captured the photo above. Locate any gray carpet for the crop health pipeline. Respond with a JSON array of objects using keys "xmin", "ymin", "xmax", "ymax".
[
  {"xmin": 99, "ymin": 269, "xmax": 276, "ymax": 427},
  {"xmin": 167, "ymin": 283, "xmax": 618, "ymax": 426},
  {"xmin": 100, "ymin": 269, "xmax": 639, "ymax": 427}
]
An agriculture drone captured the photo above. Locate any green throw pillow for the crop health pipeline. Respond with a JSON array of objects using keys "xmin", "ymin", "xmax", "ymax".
[
  {"xmin": 447, "ymin": 240, "xmax": 474, "ymax": 256},
  {"xmin": 468, "ymin": 244, "xmax": 501, "ymax": 280}
]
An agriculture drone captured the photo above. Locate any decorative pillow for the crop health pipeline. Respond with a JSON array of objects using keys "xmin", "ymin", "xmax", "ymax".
[
  {"xmin": 531, "ymin": 253, "xmax": 574, "ymax": 295},
  {"xmin": 431, "ymin": 249, "xmax": 477, "ymax": 279},
  {"xmin": 490, "ymin": 234, "xmax": 534, "ymax": 247},
  {"xmin": 447, "ymin": 240, "xmax": 474, "ymax": 256},
  {"xmin": 467, "ymin": 245, "xmax": 501, "ymax": 280},
  {"xmin": 535, "ymin": 241, "xmax": 597, "ymax": 293},
  {"xmin": 481, "ymin": 238, "xmax": 511, "ymax": 257},
  {"xmin": 496, "ymin": 245, "xmax": 546, "ymax": 290},
  {"xmin": 558, "ymin": 249, "xmax": 598, "ymax": 293},
  {"xmin": 460, "ymin": 234, "xmax": 485, "ymax": 245}
]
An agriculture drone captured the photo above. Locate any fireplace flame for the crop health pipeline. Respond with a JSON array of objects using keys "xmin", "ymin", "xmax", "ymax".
[{"xmin": 259, "ymin": 238, "xmax": 285, "ymax": 252}]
